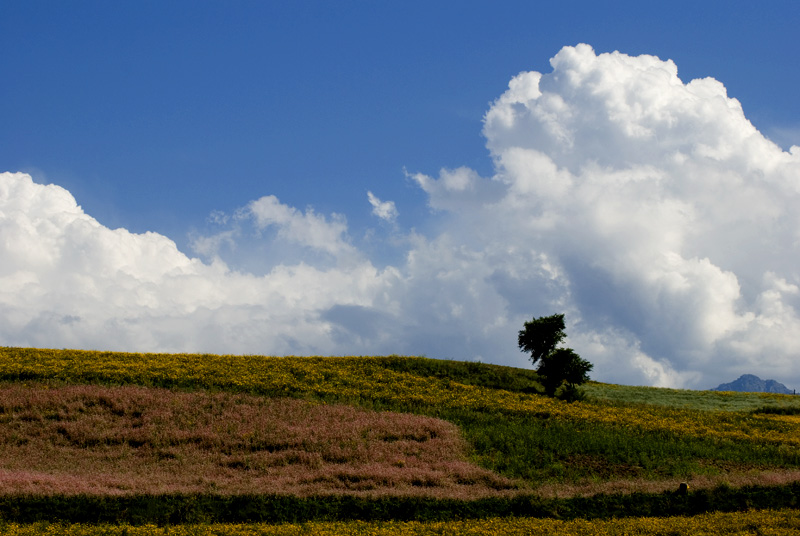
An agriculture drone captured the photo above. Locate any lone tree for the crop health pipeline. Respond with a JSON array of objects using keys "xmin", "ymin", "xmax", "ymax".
[{"xmin": 518, "ymin": 313, "xmax": 593, "ymax": 400}]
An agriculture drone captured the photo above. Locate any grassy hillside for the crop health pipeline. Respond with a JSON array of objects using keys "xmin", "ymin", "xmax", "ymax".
[
  {"xmin": 585, "ymin": 381, "xmax": 800, "ymax": 412},
  {"xmin": 2, "ymin": 346, "xmax": 800, "ymax": 530},
  {"xmin": 3, "ymin": 347, "xmax": 800, "ymax": 489}
]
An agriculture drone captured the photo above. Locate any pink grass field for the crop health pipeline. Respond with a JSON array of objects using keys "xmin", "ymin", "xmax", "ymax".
[{"xmin": 0, "ymin": 383, "xmax": 517, "ymax": 498}]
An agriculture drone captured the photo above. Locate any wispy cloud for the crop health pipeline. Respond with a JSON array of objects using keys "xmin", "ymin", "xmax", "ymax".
[{"xmin": 367, "ymin": 191, "xmax": 398, "ymax": 223}]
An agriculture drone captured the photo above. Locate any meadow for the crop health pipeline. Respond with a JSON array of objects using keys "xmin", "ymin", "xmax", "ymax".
[
  {"xmin": 3, "ymin": 509, "xmax": 800, "ymax": 535},
  {"xmin": 1, "ymin": 346, "xmax": 800, "ymax": 533}
]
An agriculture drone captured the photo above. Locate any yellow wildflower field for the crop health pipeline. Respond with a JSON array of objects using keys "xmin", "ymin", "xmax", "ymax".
[
  {"xmin": 1, "ymin": 509, "xmax": 800, "ymax": 535},
  {"xmin": 2, "ymin": 348, "xmax": 800, "ymax": 530},
  {"xmin": 2, "ymin": 347, "xmax": 799, "ymax": 449}
]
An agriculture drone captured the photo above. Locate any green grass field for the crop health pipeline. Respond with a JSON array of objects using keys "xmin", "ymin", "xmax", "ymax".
[
  {"xmin": 1, "ymin": 346, "xmax": 800, "ymax": 533},
  {"xmin": 584, "ymin": 381, "xmax": 800, "ymax": 412}
]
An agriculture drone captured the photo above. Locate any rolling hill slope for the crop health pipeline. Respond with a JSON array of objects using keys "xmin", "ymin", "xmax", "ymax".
[{"xmin": 2, "ymin": 346, "xmax": 800, "ymax": 526}]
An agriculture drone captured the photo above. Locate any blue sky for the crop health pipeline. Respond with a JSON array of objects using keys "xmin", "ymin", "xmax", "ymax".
[
  {"xmin": 2, "ymin": 1, "xmax": 800, "ymax": 389},
  {"xmin": 5, "ymin": 1, "xmax": 799, "ymax": 241}
]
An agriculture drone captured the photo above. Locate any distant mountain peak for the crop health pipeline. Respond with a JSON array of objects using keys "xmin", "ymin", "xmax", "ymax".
[{"xmin": 712, "ymin": 374, "xmax": 793, "ymax": 394}]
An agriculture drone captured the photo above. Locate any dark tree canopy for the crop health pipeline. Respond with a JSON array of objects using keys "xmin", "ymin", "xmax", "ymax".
[
  {"xmin": 537, "ymin": 348, "xmax": 593, "ymax": 397},
  {"xmin": 518, "ymin": 313, "xmax": 593, "ymax": 400},
  {"xmin": 517, "ymin": 313, "xmax": 566, "ymax": 365}
]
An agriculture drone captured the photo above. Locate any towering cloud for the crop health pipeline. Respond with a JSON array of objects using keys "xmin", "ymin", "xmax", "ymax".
[
  {"xmin": 416, "ymin": 44, "xmax": 800, "ymax": 387},
  {"xmin": 2, "ymin": 45, "xmax": 799, "ymax": 389}
]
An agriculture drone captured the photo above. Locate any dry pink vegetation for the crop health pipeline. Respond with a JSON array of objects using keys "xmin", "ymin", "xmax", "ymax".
[{"xmin": 0, "ymin": 383, "xmax": 517, "ymax": 498}]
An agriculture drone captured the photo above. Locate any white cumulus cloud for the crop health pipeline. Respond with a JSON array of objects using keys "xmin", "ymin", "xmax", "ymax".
[
  {"xmin": 3, "ymin": 44, "xmax": 800, "ymax": 390},
  {"xmin": 0, "ymin": 172, "xmax": 394, "ymax": 355},
  {"xmin": 246, "ymin": 195, "xmax": 355, "ymax": 258}
]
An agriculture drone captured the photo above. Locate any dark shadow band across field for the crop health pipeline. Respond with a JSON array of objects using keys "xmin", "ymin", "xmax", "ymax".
[{"xmin": 1, "ymin": 483, "xmax": 799, "ymax": 524}]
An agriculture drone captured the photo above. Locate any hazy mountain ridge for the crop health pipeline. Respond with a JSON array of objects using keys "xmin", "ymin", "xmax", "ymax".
[{"xmin": 712, "ymin": 374, "xmax": 794, "ymax": 394}]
